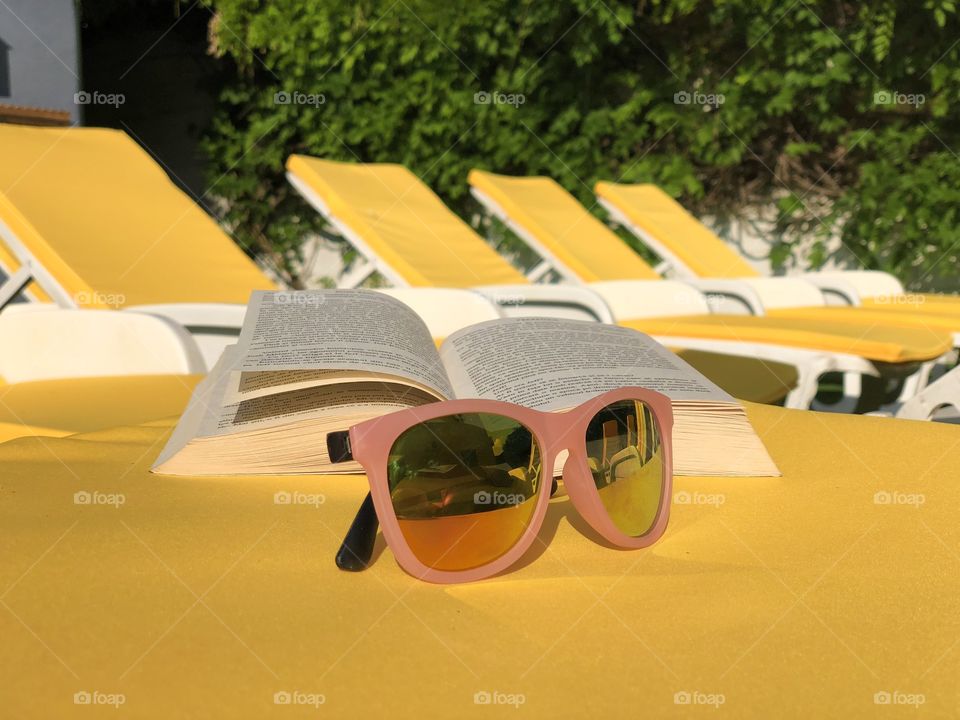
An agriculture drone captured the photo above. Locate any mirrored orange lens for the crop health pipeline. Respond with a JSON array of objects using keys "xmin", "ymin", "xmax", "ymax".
[
  {"xmin": 585, "ymin": 400, "xmax": 664, "ymax": 537},
  {"xmin": 387, "ymin": 413, "xmax": 542, "ymax": 571}
]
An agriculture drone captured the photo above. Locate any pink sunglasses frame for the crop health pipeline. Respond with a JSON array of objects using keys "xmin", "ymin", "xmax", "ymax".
[{"xmin": 337, "ymin": 387, "xmax": 674, "ymax": 584}]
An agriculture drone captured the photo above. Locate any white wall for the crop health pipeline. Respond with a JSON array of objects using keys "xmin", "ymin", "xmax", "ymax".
[{"xmin": 0, "ymin": 0, "xmax": 80, "ymax": 121}]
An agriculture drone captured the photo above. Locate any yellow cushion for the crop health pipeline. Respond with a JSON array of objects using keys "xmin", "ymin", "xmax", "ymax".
[
  {"xmin": 0, "ymin": 124, "xmax": 275, "ymax": 307},
  {"xmin": 3, "ymin": 405, "xmax": 959, "ymax": 715},
  {"xmin": 621, "ymin": 314, "xmax": 951, "ymax": 364},
  {"xmin": 770, "ymin": 305, "xmax": 960, "ymax": 336},
  {"xmin": 0, "ymin": 374, "xmax": 202, "ymax": 444},
  {"xmin": 673, "ymin": 349, "xmax": 796, "ymax": 404},
  {"xmin": 595, "ymin": 181, "xmax": 760, "ymax": 278},
  {"xmin": 468, "ymin": 170, "xmax": 660, "ymax": 281},
  {"xmin": 861, "ymin": 294, "xmax": 960, "ymax": 317},
  {"xmin": 286, "ymin": 156, "xmax": 528, "ymax": 287}
]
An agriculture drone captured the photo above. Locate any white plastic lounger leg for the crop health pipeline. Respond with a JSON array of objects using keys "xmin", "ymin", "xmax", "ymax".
[
  {"xmin": 810, "ymin": 372, "xmax": 861, "ymax": 414},
  {"xmin": 896, "ymin": 365, "xmax": 960, "ymax": 420},
  {"xmin": 787, "ymin": 355, "xmax": 838, "ymax": 410}
]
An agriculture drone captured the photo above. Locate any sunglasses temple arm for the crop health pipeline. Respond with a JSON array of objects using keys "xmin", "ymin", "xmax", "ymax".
[
  {"xmin": 326, "ymin": 430, "xmax": 380, "ymax": 571},
  {"xmin": 335, "ymin": 492, "xmax": 379, "ymax": 571}
]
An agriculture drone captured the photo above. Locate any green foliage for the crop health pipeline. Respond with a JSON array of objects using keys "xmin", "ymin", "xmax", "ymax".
[{"xmin": 203, "ymin": 0, "xmax": 960, "ymax": 290}]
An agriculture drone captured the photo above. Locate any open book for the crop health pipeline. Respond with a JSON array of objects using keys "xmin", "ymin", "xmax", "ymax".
[{"xmin": 153, "ymin": 290, "xmax": 779, "ymax": 477}]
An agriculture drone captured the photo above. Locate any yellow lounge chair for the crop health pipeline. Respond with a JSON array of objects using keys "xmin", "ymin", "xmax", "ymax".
[
  {"xmin": 0, "ymin": 123, "xmax": 278, "ymax": 366},
  {"xmin": 467, "ymin": 171, "xmax": 958, "ymax": 419},
  {"xmin": 594, "ymin": 180, "xmax": 960, "ymax": 325},
  {"xmin": 286, "ymin": 157, "xmax": 952, "ymax": 411}
]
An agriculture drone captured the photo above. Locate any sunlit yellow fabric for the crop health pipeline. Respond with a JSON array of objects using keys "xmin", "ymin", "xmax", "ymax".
[
  {"xmin": 860, "ymin": 295, "xmax": 960, "ymax": 316},
  {"xmin": 286, "ymin": 156, "xmax": 528, "ymax": 287},
  {"xmin": 622, "ymin": 314, "xmax": 950, "ymax": 364},
  {"xmin": 2, "ymin": 405, "xmax": 959, "ymax": 716},
  {"xmin": 595, "ymin": 181, "xmax": 760, "ymax": 278},
  {"xmin": 672, "ymin": 350, "xmax": 796, "ymax": 404},
  {"xmin": 468, "ymin": 170, "xmax": 660, "ymax": 281},
  {"xmin": 0, "ymin": 375, "xmax": 202, "ymax": 444},
  {"xmin": 0, "ymin": 124, "xmax": 275, "ymax": 307},
  {"xmin": 769, "ymin": 305, "xmax": 960, "ymax": 337}
]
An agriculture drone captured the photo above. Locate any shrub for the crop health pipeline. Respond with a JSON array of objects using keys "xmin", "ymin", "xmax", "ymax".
[{"xmin": 204, "ymin": 0, "xmax": 960, "ymax": 290}]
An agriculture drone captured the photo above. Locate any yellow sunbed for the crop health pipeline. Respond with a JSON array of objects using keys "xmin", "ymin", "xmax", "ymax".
[
  {"xmin": 594, "ymin": 180, "xmax": 960, "ymax": 322},
  {"xmin": 290, "ymin": 157, "xmax": 950, "ymax": 365},
  {"xmin": 3, "ymin": 403, "xmax": 959, "ymax": 716},
  {"xmin": 0, "ymin": 124, "xmax": 276, "ymax": 308},
  {"xmin": 467, "ymin": 169, "xmax": 953, "ymax": 364}
]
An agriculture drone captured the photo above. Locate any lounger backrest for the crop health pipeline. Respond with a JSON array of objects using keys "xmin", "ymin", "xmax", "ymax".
[
  {"xmin": 286, "ymin": 156, "xmax": 528, "ymax": 288},
  {"xmin": 0, "ymin": 124, "xmax": 275, "ymax": 308},
  {"xmin": 468, "ymin": 170, "xmax": 661, "ymax": 283},
  {"xmin": 594, "ymin": 181, "xmax": 760, "ymax": 279}
]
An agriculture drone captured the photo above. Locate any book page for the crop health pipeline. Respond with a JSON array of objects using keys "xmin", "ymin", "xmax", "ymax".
[
  {"xmin": 229, "ymin": 290, "xmax": 454, "ymax": 399},
  {"xmin": 153, "ymin": 344, "xmax": 239, "ymax": 468},
  {"xmin": 441, "ymin": 317, "xmax": 733, "ymax": 411}
]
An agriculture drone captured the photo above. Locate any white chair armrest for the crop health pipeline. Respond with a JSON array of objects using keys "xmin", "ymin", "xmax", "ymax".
[
  {"xmin": 473, "ymin": 284, "xmax": 615, "ymax": 323},
  {"xmin": 804, "ymin": 270, "xmax": 906, "ymax": 301},
  {"xmin": 125, "ymin": 303, "xmax": 249, "ymax": 331},
  {"xmin": 376, "ymin": 288, "xmax": 501, "ymax": 339},
  {"xmin": 687, "ymin": 277, "xmax": 829, "ymax": 312},
  {"xmin": 587, "ymin": 280, "xmax": 710, "ymax": 320},
  {"xmin": 681, "ymin": 279, "xmax": 765, "ymax": 315},
  {"xmin": 0, "ymin": 309, "xmax": 205, "ymax": 383},
  {"xmin": 126, "ymin": 303, "xmax": 250, "ymax": 371}
]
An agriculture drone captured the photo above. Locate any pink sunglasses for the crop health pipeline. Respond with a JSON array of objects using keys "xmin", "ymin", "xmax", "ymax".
[{"xmin": 327, "ymin": 387, "xmax": 674, "ymax": 583}]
